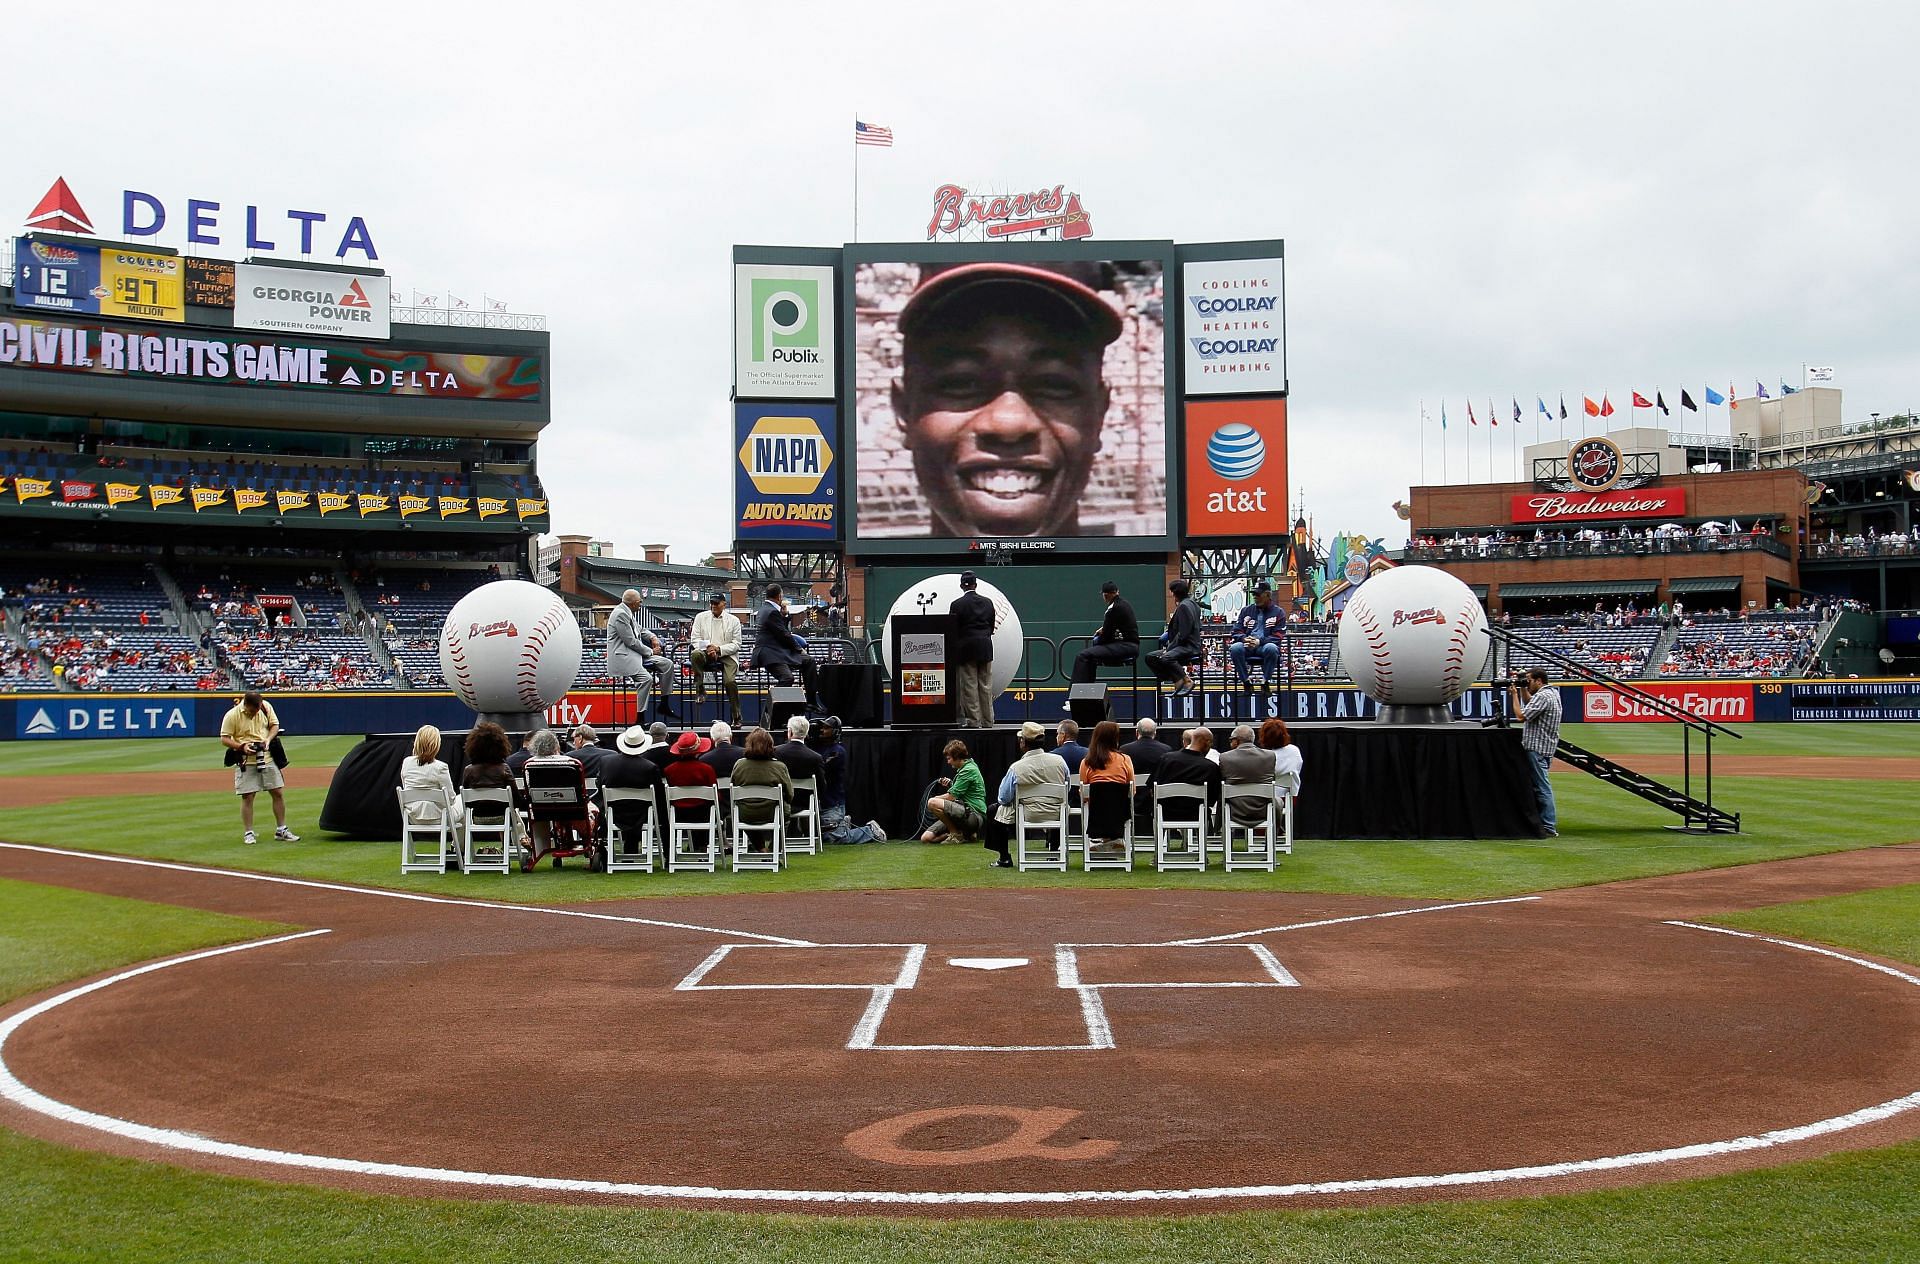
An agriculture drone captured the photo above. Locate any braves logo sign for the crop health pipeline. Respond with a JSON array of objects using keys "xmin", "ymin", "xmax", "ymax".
[
  {"xmin": 1568, "ymin": 437, "xmax": 1624, "ymax": 491},
  {"xmin": 470, "ymin": 620, "xmax": 519, "ymax": 639},
  {"xmin": 1391, "ymin": 607, "xmax": 1446, "ymax": 628},
  {"xmin": 927, "ymin": 184, "xmax": 1092, "ymax": 240}
]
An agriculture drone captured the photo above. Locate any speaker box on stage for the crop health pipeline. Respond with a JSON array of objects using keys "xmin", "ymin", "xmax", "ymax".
[
  {"xmin": 1068, "ymin": 683, "xmax": 1112, "ymax": 728},
  {"xmin": 768, "ymin": 686, "xmax": 808, "ymax": 729}
]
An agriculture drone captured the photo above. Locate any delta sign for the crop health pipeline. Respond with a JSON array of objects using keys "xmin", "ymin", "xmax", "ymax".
[
  {"xmin": 24, "ymin": 177, "xmax": 379, "ymax": 261},
  {"xmin": 733, "ymin": 403, "xmax": 837, "ymax": 541}
]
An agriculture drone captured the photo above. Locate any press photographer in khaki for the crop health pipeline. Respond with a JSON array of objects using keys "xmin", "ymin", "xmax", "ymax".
[{"xmin": 220, "ymin": 690, "xmax": 299, "ymax": 846}]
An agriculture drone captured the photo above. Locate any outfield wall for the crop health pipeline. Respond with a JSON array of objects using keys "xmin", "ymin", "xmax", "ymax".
[{"xmin": 1, "ymin": 679, "xmax": 1916, "ymax": 740}]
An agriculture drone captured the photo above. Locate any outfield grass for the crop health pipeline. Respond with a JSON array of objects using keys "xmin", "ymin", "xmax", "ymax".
[
  {"xmin": 1556, "ymin": 721, "xmax": 1907, "ymax": 760},
  {"xmin": 0, "ymin": 733, "xmax": 359, "ymax": 778},
  {"xmin": 3, "ymin": 878, "xmax": 1918, "ymax": 1261}
]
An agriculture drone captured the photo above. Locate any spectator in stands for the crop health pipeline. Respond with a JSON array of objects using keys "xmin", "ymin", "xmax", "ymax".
[
  {"xmin": 1229, "ymin": 585, "xmax": 1284, "ymax": 688},
  {"xmin": 727, "ymin": 727, "xmax": 792, "ymax": 845},
  {"xmin": 1146, "ymin": 579, "xmax": 1203, "ymax": 696},
  {"xmin": 600, "ymin": 724, "xmax": 670, "ymax": 848},
  {"xmin": 949, "ymin": 570, "xmax": 998, "ymax": 728},
  {"xmin": 1220, "ymin": 724, "xmax": 1276, "ymax": 826},
  {"xmin": 569, "ymin": 724, "xmax": 608, "ymax": 779},
  {"xmin": 1511, "ymin": 668, "xmax": 1561, "ymax": 837},
  {"xmin": 689, "ymin": 592, "xmax": 743, "ymax": 728},
  {"xmin": 219, "ymin": 691, "xmax": 298, "ymax": 846},
  {"xmin": 921, "ymin": 738, "xmax": 986, "ymax": 845},
  {"xmin": 1156, "ymin": 727, "xmax": 1223, "ymax": 826},
  {"xmin": 461, "ymin": 723, "xmax": 523, "ymax": 848},
  {"xmin": 984, "ymin": 720, "xmax": 1071, "ymax": 867},
  {"xmin": 1078, "ymin": 720, "xmax": 1134, "ymax": 860},
  {"xmin": 752, "ymin": 583, "xmax": 821, "ymax": 711},
  {"xmin": 1066, "ymin": 580, "xmax": 1139, "ymax": 694},
  {"xmin": 400, "ymin": 724, "xmax": 463, "ymax": 833},
  {"xmin": 702, "ymin": 721, "xmax": 744, "ymax": 778},
  {"xmin": 804, "ymin": 716, "xmax": 882, "ymax": 845},
  {"xmin": 1053, "ymin": 719, "xmax": 1088, "ymax": 774}
]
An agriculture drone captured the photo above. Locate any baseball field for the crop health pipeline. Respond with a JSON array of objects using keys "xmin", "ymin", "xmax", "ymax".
[{"xmin": 1, "ymin": 723, "xmax": 1915, "ymax": 1262}]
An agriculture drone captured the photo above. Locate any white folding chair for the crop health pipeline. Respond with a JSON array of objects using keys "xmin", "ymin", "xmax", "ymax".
[
  {"xmin": 1274, "ymin": 769, "xmax": 1300, "ymax": 856},
  {"xmin": 1081, "ymin": 779, "xmax": 1135, "ymax": 872},
  {"xmin": 1064, "ymin": 783, "xmax": 1085, "ymax": 859},
  {"xmin": 1222, "ymin": 782, "xmax": 1278, "ymax": 872},
  {"xmin": 602, "ymin": 787, "xmax": 658, "ymax": 873},
  {"xmin": 714, "ymin": 775, "xmax": 733, "ymax": 851},
  {"xmin": 1014, "ymin": 780, "xmax": 1070, "ymax": 872},
  {"xmin": 1152, "ymin": 782, "xmax": 1209, "ymax": 872},
  {"xmin": 728, "ymin": 784, "xmax": 785, "ymax": 872},
  {"xmin": 397, "ymin": 787, "xmax": 451, "ymax": 874},
  {"xmin": 787, "ymin": 776, "xmax": 822, "ymax": 856},
  {"xmin": 667, "ymin": 784, "xmax": 721, "ymax": 873},
  {"xmin": 459, "ymin": 787, "xmax": 514, "ymax": 874},
  {"xmin": 1131, "ymin": 776, "xmax": 1156, "ymax": 855}
]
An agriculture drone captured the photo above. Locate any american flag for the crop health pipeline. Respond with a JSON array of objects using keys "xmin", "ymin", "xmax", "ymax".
[{"xmin": 855, "ymin": 119, "xmax": 893, "ymax": 147}]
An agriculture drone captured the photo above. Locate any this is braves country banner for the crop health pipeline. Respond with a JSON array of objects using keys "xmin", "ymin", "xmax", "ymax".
[
  {"xmin": 234, "ymin": 264, "xmax": 391, "ymax": 340},
  {"xmin": 1510, "ymin": 489, "xmax": 1685, "ymax": 523}
]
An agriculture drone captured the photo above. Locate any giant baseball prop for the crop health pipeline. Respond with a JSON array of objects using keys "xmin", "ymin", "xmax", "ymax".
[
  {"xmin": 439, "ymin": 580, "xmax": 582, "ymax": 717},
  {"xmin": 1337, "ymin": 566, "xmax": 1488, "ymax": 719},
  {"xmin": 880, "ymin": 573, "xmax": 1025, "ymax": 697}
]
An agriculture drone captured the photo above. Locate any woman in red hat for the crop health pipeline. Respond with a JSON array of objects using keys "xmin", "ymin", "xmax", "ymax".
[{"xmin": 662, "ymin": 729, "xmax": 718, "ymax": 816}]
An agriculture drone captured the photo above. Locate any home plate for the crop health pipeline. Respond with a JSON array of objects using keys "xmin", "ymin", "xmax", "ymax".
[{"xmin": 949, "ymin": 957, "xmax": 1029, "ymax": 970}]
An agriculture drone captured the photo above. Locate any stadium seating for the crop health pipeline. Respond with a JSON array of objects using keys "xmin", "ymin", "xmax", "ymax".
[
  {"xmin": 0, "ymin": 560, "xmax": 222, "ymax": 692},
  {"xmin": 1501, "ymin": 618, "xmax": 1663, "ymax": 680},
  {"xmin": 1662, "ymin": 615, "xmax": 1821, "ymax": 678}
]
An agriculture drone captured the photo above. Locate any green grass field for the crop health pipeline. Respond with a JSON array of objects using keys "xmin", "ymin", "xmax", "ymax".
[{"xmin": 0, "ymin": 724, "xmax": 1915, "ymax": 1262}]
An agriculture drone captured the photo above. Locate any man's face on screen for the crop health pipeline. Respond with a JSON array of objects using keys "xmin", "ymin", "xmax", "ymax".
[{"xmin": 894, "ymin": 309, "xmax": 1109, "ymax": 538}]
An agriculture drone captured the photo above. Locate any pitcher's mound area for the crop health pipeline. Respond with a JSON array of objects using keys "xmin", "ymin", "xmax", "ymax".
[{"xmin": 4, "ymin": 868, "xmax": 1920, "ymax": 1214}]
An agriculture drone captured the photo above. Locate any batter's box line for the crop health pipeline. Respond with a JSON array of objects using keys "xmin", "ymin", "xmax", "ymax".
[{"xmin": 674, "ymin": 943, "xmax": 1298, "ymax": 1054}]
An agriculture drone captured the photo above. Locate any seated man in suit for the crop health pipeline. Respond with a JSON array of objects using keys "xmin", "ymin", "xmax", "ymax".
[
  {"xmin": 752, "ymin": 583, "xmax": 819, "ymax": 710},
  {"xmin": 1219, "ymin": 723, "xmax": 1277, "ymax": 826},
  {"xmin": 702, "ymin": 721, "xmax": 744, "ymax": 779},
  {"xmin": 1154, "ymin": 726, "xmax": 1223, "ymax": 830},
  {"xmin": 569, "ymin": 724, "xmax": 609, "ymax": 780},
  {"xmin": 599, "ymin": 725, "xmax": 670, "ymax": 856},
  {"xmin": 1120, "ymin": 717, "xmax": 1169, "ymax": 836},
  {"xmin": 1053, "ymin": 719, "xmax": 1089, "ymax": 775}
]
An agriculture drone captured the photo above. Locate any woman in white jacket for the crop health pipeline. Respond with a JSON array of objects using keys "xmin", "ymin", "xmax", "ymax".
[{"xmin": 400, "ymin": 725, "xmax": 464, "ymax": 830}]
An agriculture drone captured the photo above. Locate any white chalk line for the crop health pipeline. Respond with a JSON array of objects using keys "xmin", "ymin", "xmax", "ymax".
[
  {"xmin": 1157, "ymin": 894, "xmax": 1542, "ymax": 946},
  {"xmin": 681, "ymin": 943, "xmax": 1299, "ymax": 1053},
  {"xmin": 0, "ymin": 841, "xmax": 815, "ymax": 946},
  {"xmin": 4, "ymin": 913, "xmax": 1920, "ymax": 1203}
]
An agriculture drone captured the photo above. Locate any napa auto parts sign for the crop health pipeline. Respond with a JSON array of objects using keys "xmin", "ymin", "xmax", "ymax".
[
  {"xmin": 1581, "ymin": 681, "xmax": 1753, "ymax": 723},
  {"xmin": 1511, "ymin": 488, "xmax": 1685, "ymax": 523}
]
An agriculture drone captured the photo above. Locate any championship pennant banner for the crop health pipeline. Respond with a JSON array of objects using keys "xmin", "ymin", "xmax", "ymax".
[{"xmin": 1, "ymin": 474, "xmax": 543, "ymax": 525}]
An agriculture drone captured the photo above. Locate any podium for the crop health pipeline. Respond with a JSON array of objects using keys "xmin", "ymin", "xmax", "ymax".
[{"xmin": 888, "ymin": 615, "xmax": 957, "ymax": 727}]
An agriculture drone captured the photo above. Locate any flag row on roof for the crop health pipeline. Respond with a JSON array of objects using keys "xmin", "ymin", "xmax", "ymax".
[{"xmin": 1437, "ymin": 372, "xmax": 1835, "ymax": 428}]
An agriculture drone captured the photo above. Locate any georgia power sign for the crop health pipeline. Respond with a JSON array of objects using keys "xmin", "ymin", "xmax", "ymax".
[{"xmin": 734, "ymin": 403, "xmax": 837, "ymax": 540}]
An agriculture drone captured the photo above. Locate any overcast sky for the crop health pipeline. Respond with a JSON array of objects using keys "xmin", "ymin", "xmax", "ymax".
[{"xmin": 17, "ymin": 1, "xmax": 1920, "ymax": 561}]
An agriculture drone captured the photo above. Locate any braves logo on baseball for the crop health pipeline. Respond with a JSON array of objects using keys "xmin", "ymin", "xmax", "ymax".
[
  {"xmin": 470, "ymin": 620, "xmax": 519, "ymax": 639},
  {"xmin": 1391, "ymin": 607, "xmax": 1446, "ymax": 628},
  {"xmin": 1336, "ymin": 567, "xmax": 1489, "ymax": 708},
  {"xmin": 439, "ymin": 581, "xmax": 582, "ymax": 716}
]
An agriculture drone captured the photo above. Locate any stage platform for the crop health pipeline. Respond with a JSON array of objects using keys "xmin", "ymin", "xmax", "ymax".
[{"xmin": 321, "ymin": 721, "xmax": 1544, "ymax": 843}]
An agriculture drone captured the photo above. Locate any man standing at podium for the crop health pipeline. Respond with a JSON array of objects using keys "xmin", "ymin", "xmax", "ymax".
[{"xmin": 950, "ymin": 570, "xmax": 997, "ymax": 728}]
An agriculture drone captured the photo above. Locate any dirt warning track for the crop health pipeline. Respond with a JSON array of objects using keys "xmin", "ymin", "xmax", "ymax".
[{"xmin": 1, "ymin": 843, "xmax": 1917, "ymax": 1215}]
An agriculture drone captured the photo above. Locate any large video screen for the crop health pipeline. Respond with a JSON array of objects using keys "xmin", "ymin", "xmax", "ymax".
[{"xmin": 847, "ymin": 246, "xmax": 1172, "ymax": 553}]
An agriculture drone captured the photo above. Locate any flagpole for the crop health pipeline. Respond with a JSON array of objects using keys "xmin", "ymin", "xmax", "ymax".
[
  {"xmin": 1442, "ymin": 404, "xmax": 1448, "ymax": 485},
  {"xmin": 1420, "ymin": 399, "xmax": 1427, "ymax": 486},
  {"xmin": 852, "ymin": 113, "xmax": 860, "ymax": 242}
]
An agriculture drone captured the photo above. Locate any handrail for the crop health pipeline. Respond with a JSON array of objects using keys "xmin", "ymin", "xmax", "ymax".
[{"xmin": 1489, "ymin": 625, "xmax": 1744, "ymax": 739}]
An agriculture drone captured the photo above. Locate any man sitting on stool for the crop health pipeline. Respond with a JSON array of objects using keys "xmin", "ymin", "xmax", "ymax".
[
  {"xmin": 1229, "ymin": 584, "xmax": 1283, "ymax": 689},
  {"xmin": 1065, "ymin": 579, "xmax": 1138, "ymax": 708},
  {"xmin": 1146, "ymin": 578, "xmax": 1204, "ymax": 697},
  {"xmin": 607, "ymin": 588, "xmax": 677, "ymax": 722},
  {"xmin": 689, "ymin": 591, "xmax": 743, "ymax": 728},
  {"xmin": 753, "ymin": 583, "xmax": 820, "ymax": 711}
]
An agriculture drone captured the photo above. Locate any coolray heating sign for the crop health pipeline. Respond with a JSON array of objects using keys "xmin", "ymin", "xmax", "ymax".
[
  {"xmin": 733, "ymin": 403, "xmax": 837, "ymax": 541},
  {"xmin": 234, "ymin": 264, "xmax": 390, "ymax": 340},
  {"xmin": 734, "ymin": 264, "xmax": 836, "ymax": 399},
  {"xmin": 16, "ymin": 702, "xmax": 191, "ymax": 738},
  {"xmin": 1181, "ymin": 255, "xmax": 1287, "ymax": 395},
  {"xmin": 22, "ymin": 177, "xmax": 378, "ymax": 261},
  {"xmin": 0, "ymin": 314, "xmax": 541, "ymax": 401},
  {"xmin": 1510, "ymin": 488, "xmax": 1686, "ymax": 523},
  {"xmin": 1581, "ymin": 682, "xmax": 1754, "ymax": 723}
]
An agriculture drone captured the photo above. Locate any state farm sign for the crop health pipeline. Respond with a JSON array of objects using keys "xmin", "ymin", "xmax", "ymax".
[
  {"xmin": 1582, "ymin": 681, "xmax": 1753, "ymax": 723},
  {"xmin": 1511, "ymin": 488, "xmax": 1685, "ymax": 523}
]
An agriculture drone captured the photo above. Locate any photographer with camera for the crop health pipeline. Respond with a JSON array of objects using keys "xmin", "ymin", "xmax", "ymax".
[
  {"xmin": 1509, "ymin": 668, "xmax": 1561, "ymax": 837},
  {"xmin": 219, "ymin": 691, "xmax": 299, "ymax": 846}
]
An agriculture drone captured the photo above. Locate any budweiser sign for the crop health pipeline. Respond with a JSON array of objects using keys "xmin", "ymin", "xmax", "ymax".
[{"xmin": 1511, "ymin": 488, "xmax": 1685, "ymax": 523}]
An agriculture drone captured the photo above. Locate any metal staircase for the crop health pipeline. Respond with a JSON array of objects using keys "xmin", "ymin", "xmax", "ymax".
[
  {"xmin": 1488, "ymin": 626, "xmax": 1741, "ymax": 834},
  {"xmin": 1639, "ymin": 622, "xmax": 1680, "ymax": 679}
]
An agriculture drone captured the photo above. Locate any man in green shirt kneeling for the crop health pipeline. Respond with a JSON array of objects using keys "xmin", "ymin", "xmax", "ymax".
[{"xmin": 921, "ymin": 738, "xmax": 986, "ymax": 844}]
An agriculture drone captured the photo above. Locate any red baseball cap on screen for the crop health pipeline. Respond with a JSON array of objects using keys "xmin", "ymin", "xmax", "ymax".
[{"xmin": 898, "ymin": 261, "xmax": 1123, "ymax": 346}]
